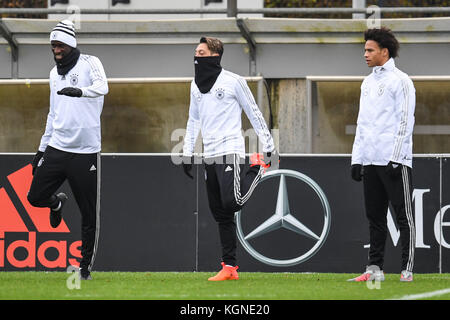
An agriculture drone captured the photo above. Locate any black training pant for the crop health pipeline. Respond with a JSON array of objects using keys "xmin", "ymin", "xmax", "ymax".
[
  {"xmin": 27, "ymin": 146, "xmax": 100, "ymax": 273},
  {"xmin": 363, "ymin": 165, "xmax": 415, "ymax": 272},
  {"xmin": 205, "ymin": 154, "xmax": 264, "ymax": 267}
]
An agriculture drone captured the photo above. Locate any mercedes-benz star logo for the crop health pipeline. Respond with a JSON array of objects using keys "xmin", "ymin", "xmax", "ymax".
[{"xmin": 236, "ymin": 169, "xmax": 331, "ymax": 267}]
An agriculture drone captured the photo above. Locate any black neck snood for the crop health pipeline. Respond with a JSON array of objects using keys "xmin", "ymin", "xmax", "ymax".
[
  {"xmin": 55, "ymin": 47, "xmax": 80, "ymax": 76},
  {"xmin": 194, "ymin": 55, "xmax": 222, "ymax": 94}
]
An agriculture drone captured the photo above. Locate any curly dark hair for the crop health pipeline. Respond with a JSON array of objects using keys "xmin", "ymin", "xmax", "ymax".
[{"xmin": 364, "ymin": 27, "xmax": 400, "ymax": 58}]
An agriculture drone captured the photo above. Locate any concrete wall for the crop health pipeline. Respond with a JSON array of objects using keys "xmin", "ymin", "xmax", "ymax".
[
  {"xmin": 1, "ymin": 18, "xmax": 449, "ymax": 78},
  {"xmin": 0, "ymin": 17, "xmax": 449, "ymax": 153},
  {"xmin": 0, "ymin": 43, "xmax": 11, "ymax": 78},
  {"xmin": 257, "ymin": 42, "xmax": 450, "ymax": 78},
  {"xmin": 8, "ymin": 42, "xmax": 450, "ymax": 79},
  {"xmin": 312, "ymin": 80, "xmax": 450, "ymax": 154},
  {"xmin": 1, "ymin": 78, "xmax": 449, "ymax": 154},
  {"xmin": 0, "ymin": 80, "xmax": 269, "ymax": 153}
]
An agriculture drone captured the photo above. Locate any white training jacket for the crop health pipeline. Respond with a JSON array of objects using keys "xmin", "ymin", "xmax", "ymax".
[
  {"xmin": 351, "ymin": 58, "xmax": 416, "ymax": 168},
  {"xmin": 183, "ymin": 69, "xmax": 274, "ymax": 159},
  {"xmin": 39, "ymin": 54, "xmax": 108, "ymax": 154}
]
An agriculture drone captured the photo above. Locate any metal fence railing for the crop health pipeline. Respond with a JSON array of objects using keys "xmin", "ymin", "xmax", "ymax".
[{"xmin": 0, "ymin": 7, "xmax": 450, "ymax": 17}]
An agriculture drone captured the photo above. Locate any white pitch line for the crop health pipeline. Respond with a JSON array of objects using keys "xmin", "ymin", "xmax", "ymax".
[{"xmin": 392, "ymin": 288, "xmax": 450, "ymax": 300}]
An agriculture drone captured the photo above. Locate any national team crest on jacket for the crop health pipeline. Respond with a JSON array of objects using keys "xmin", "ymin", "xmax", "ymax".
[
  {"xmin": 215, "ymin": 88, "xmax": 225, "ymax": 100},
  {"xmin": 70, "ymin": 74, "xmax": 79, "ymax": 86}
]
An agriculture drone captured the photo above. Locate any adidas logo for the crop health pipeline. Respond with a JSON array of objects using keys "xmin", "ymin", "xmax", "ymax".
[
  {"xmin": 90, "ymin": 165, "xmax": 96, "ymax": 171},
  {"xmin": 0, "ymin": 164, "xmax": 81, "ymax": 269},
  {"xmin": 225, "ymin": 166, "xmax": 233, "ymax": 172}
]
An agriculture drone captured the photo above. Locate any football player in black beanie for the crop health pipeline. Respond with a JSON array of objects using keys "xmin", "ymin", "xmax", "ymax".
[{"xmin": 28, "ymin": 20, "xmax": 108, "ymax": 281}]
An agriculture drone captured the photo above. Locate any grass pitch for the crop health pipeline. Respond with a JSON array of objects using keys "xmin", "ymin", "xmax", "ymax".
[{"xmin": 0, "ymin": 272, "xmax": 449, "ymax": 300}]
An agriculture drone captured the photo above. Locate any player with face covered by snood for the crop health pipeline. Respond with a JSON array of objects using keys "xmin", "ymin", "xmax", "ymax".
[
  {"xmin": 182, "ymin": 37, "xmax": 278, "ymax": 281},
  {"xmin": 27, "ymin": 20, "xmax": 108, "ymax": 281}
]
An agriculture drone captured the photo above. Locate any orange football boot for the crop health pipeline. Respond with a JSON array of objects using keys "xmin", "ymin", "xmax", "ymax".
[{"xmin": 208, "ymin": 262, "xmax": 239, "ymax": 281}]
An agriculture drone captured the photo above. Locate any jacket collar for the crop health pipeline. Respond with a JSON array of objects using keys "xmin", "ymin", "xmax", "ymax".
[{"xmin": 373, "ymin": 57, "xmax": 395, "ymax": 74}]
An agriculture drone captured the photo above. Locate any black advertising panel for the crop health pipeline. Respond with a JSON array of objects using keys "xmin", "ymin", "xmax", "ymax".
[
  {"xmin": 0, "ymin": 154, "xmax": 197, "ymax": 272},
  {"xmin": 201, "ymin": 156, "xmax": 447, "ymax": 273},
  {"xmin": 0, "ymin": 154, "xmax": 448, "ymax": 273},
  {"xmin": 96, "ymin": 155, "xmax": 197, "ymax": 271}
]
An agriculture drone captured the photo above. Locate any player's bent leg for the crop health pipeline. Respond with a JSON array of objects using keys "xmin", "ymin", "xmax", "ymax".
[
  {"xmin": 27, "ymin": 191, "xmax": 60, "ymax": 209},
  {"xmin": 219, "ymin": 154, "xmax": 263, "ymax": 212},
  {"xmin": 28, "ymin": 191, "xmax": 67, "ymax": 229},
  {"xmin": 27, "ymin": 164, "xmax": 66, "ymax": 210},
  {"xmin": 49, "ymin": 193, "xmax": 68, "ymax": 228},
  {"xmin": 235, "ymin": 155, "xmax": 264, "ymax": 207},
  {"xmin": 27, "ymin": 149, "xmax": 68, "ymax": 228}
]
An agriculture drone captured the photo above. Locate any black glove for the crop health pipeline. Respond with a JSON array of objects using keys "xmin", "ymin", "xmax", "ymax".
[
  {"xmin": 386, "ymin": 161, "xmax": 402, "ymax": 178},
  {"xmin": 351, "ymin": 164, "xmax": 363, "ymax": 182},
  {"xmin": 182, "ymin": 156, "xmax": 193, "ymax": 179},
  {"xmin": 57, "ymin": 87, "xmax": 83, "ymax": 97},
  {"xmin": 31, "ymin": 151, "xmax": 44, "ymax": 176}
]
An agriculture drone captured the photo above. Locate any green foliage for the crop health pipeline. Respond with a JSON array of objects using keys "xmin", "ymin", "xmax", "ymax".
[
  {"xmin": 0, "ymin": 0, "xmax": 47, "ymax": 18},
  {"xmin": 1, "ymin": 1, "xmax": 449, "ymax": 19},
  {"xmin": 264, "ymin": 0, "xmax": 450, "ymax": 18}
]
